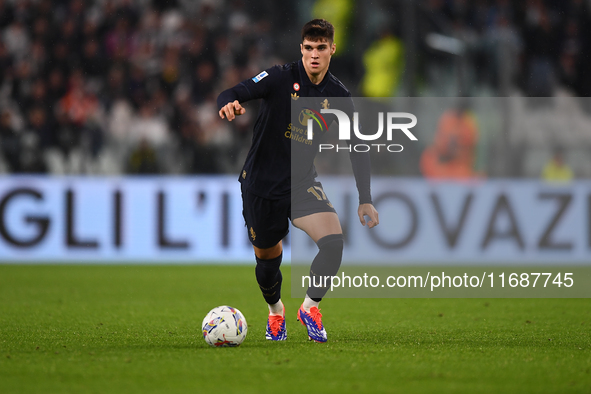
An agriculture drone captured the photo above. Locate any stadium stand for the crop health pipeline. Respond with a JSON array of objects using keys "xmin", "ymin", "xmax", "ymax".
[{"xmin": 0, "ymin": 0, "xmax": 589, "ymax": 177}]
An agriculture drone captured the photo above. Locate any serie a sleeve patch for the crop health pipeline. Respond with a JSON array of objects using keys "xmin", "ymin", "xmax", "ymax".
[{"xmin": 252, "ymin": 71, "xmax": 269, "ymax": 83}]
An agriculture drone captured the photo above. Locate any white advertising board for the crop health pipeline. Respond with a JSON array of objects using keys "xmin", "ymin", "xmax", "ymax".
[
  {"xmin": 0, "ymin": 176, "xmax": 589, "ymax": 264},
  {"xmin": 0, "ymin": 176, "xmax": 256, "ymax": 263},
  {"xmin": 297, "ymin": 177, "xmax": 591, "ymax": 264}
]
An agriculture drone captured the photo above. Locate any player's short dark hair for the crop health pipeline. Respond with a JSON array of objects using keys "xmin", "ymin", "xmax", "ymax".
[{"xmin": 301, "ymin": 19, "xmax": 335, "ymax": 43}]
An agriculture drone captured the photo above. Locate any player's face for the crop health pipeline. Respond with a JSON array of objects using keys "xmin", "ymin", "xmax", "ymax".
[{"xmin": 300, "ymin": 39, "xmax": 335, "ymax": 77}]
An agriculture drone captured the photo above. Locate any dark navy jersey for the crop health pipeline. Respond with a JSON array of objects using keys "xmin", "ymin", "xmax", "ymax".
[{"xmin": 217, "ymin": 60, "xmax": 371, "ymax": 203}]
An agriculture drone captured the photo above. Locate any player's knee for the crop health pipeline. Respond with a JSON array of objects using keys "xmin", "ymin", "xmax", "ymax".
[
  {"xmin": 255, "ymin": 253, "xmax": 282, "ymax": 269},
  {"xmin": 316, "ymin": 233, "xmax": 344, "ymax": 257},
  {"xmin": 254, "ymin": 242, "xmax": 282, "ymax": 260}
]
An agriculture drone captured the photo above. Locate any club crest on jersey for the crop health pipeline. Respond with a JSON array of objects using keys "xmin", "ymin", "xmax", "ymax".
[
  {"xmin": 293, "ymin": 83, "xmax": 300, "ymax": 91},
  {"xmin": 252, "ymin": 71, "xmax": 268, "ymax": 83}
]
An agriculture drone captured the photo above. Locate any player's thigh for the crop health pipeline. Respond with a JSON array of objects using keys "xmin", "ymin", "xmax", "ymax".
[
  {"xmin": 241, "ymin": 186, "xmax": 290, "ymax": 250},
  {"xmin": 291, "ymin": 181, "xmax": 342, "ymax": 243},
  {"xmin": 292, "ymin": 211, "xmax": 342, "ymax": 243}
]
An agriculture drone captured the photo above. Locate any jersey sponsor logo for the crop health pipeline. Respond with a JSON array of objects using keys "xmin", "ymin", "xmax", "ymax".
[
  {"xmin": 252, "ymin": 71, "xmax": 268, "ymax": 83},
  {"xmin": 299, "ymin": 108, "xmax": 328, "ymax": 133},
  {"xmin": 293, "ymin": 83, "xmax": 300, "ymax": 91}
]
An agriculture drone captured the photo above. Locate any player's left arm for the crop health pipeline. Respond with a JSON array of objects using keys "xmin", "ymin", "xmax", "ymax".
[
  {"xmin": 350, "ymin": 146, "xmax": 379, "ymax": 228},
  {"xmin": 345, "ymin": 99, "xmax": 379, "ymax": 228},
  {"xmin": 358, "ymin": 203, "xmax": 379, "ymax": 228}
]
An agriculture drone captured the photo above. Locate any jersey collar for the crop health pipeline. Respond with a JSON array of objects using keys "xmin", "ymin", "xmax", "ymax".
[{"xmin": 298, "ymin": 60, "xmax": 331, "ymax": 92}]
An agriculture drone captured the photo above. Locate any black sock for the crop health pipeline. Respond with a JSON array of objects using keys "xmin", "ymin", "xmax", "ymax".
[
  {"xmin": 307, "ymin": 234, "xmax": 344, "ymax": 301},
  {"xmin": 255, "ymin": 253, "xmax": 283, "ymax": 305}
]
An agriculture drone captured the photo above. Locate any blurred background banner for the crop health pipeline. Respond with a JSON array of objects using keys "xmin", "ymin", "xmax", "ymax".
[
  {"xmin": 1, "ymin": 176, "xmax": 589, "ymax": 264},
  {"xmin": 0, "ymin": 176, "xmax": 259, "ymax": 263},
  {"xmin": 292, "ymin": 177, "xmax": 591, "ymax": 265}
]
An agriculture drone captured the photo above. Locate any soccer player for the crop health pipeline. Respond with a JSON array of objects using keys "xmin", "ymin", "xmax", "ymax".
[{"xmin": 217, "ymin": 19, "xmax": 378, "ymax": 343}]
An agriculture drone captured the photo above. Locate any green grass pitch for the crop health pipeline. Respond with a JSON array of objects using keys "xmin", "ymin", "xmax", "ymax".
[{"xmin": 0, "ymin": 265, "xmax": 589, "ymax": 394}]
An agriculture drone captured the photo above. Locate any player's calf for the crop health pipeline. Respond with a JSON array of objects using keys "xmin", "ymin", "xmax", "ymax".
[
  {"xmin": 307, "ymin": 234, "xmax": 344, "ymax": 300},
  {"xmin": 298, "ymin": 234, "xmax": 344, "ymax": 343}
]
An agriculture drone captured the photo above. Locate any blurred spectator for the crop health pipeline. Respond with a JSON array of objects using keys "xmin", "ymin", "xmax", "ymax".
[
  {"xmin": 312, "ymin": 0, "xmax": 353, "ymax": 53},
  {"xmin": 3, "ymin": 19, "xmax": 29, "ymax": 59},
  {"xmin": 159, "ymin": 45, "xmax": 181, "ymax": 96},
  {"xmin": 558, "ymin": 20, "xmax": 584, "ymax": 96},
  {"xmin": 420, "ymin": 102, "xmax": 482, "ymax": 179},
  {"xmin": 128, "ymin": 101, "xmax": 170, "ymax": 147},
  {"xmin": 214, "ymin": 35, "xmax": 234, "ymax": 75},
  {"xmin": 542, "ymin": 146, "xmax": 574, "ymax": 182},
  {"xmin": 152, "ymin": 0, "xmax": 179, "ymax": 13},
  {"xmin": 130, "ymin": 9, "xmax": 162, "ymax": 71},
  {"xmin": 127, "ymin": 138, "xmax": 160, "ymax": 174},
  {"xmin": 27, "ymin": 106, "xmax": 54, "ymax": 149},
  {"xmin": 182, "ymin": 27, "xmax": 216, "ymax": 72},
  {"xmin": 127, "ymin": 65, "xmax": 148, "ymax": 108},
  {"xmin": 191, "ymin": 60, "xmax": 217, "ymax": 103},
  {"xmin": 483, "ymin": 13, "xmax": 522, "ymax": 93},
  {"xmin": 54, "ymin": 109, "xmax": 79, "ymax": 162},
  {"xmin": 103, "ymin": 65, "xmax": 127, "ymax": 106},
  {"xmin": 31, "ymin": 17, "xmax": 51, "ymax": 46},
  {"xmin": 81, "ymin": 39, "xmax": 109, "ymax": 79},
  {"xmin": 18, "ymin": 107, "xmax": 50, "ymax": 174},
  {"xmin": 523, "ymin": 2, "xmax": 559, "ymax": 96},
  {"xmin": 107, "ymin": 99, "xmax": 134, "ymax": 142},
  {"xmin": 46, "ymin": 68, "xmax": 67, "ymax": 104},
  {"xmin": 105, "ymin": 17, "xmax": 134, "ymax": 60},
  {"xmin": 27, "ymin": 40, "xmax": 47, "ymax": 75},
  {"xmin": 23, "ymin": 79, "xmax": 50, "ymax": 116},
  {"xmin": 0, "ymin": 110, "xmax": 21, "ymax": 172},
  {"xmin": 49, "ymin": 41, "xmax": 73, "ymax": 75},
  {"xmin": 59, "ymin": 71, "xmax": 99, "ymax": 127},
  {"xmin": 170, "ymin": 88, "xmax": 194, "ymax": 142},
  {"xmin": 0, "ymin": 40, "xmax": 12, "ymax": 86},
  {"xmin": 11, "ymin": 59, "xmax": 35, "ymax": 106},
  {"xmin": 181, "ymin": 121, "xmax": 222, "ymax": 174},
  {"xmin": 195, "ymin": 96, "xmax": 232, "ymax": 148},
  {"xmin": 0, "ymin": 0, "xmax": 15, "ymax": 30},
  {"xmin": 19, "ymin": 132, "xmax": 47, "ymax": 173},
  {"xmin": 360, "ymin": 29, "xmax": 404, "ymax": 97},
  {"xmin": 59, "ymin": 18, "xmax": 82, "ymax": 55}
]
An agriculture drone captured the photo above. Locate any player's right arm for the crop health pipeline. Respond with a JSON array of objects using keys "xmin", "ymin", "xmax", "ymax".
[{"xmin": 217, "ymin": 67, "xmax": 280, "ymax": 121}]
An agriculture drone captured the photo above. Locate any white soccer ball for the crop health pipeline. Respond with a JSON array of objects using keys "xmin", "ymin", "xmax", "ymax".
[{"xmin": 201, "ymin": 306, "xmax": 248, "ymax": 347}]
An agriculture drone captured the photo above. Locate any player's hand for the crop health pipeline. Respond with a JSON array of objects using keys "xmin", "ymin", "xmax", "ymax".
[
  {"xmin": 358, "ymin": 203, "xmax": 379, "ymax": 228},
  {"xmin": 219, "ymin": 100, "xmax": 245, "ymax": 121}
]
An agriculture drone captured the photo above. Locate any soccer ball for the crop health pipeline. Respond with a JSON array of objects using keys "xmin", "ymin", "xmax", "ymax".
[{"xmin": 201, "ymin": 306, "xmax": 248, "ymax": 347}]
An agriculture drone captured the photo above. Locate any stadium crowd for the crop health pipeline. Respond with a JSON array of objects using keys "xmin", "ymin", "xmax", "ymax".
[
  {"xmin": 422, "ymin": 0, "xmax": 591, "ymax": 97},
  {"xmin": 0, "ymin": 0, "xmax": 589, "ymax": 176}
]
